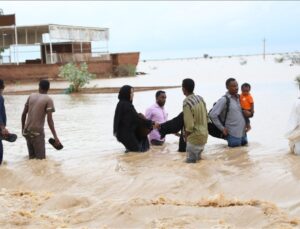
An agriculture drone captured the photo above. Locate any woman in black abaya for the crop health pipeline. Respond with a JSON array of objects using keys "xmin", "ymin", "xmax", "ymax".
[{"xmin": 113, "ymin": 85, "xmax": 154, "ymax": 152}]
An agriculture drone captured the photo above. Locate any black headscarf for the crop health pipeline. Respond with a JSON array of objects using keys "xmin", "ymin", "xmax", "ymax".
[{"xmin": 113, "ymin": 85, "xmax": 133, "ymax": 136}]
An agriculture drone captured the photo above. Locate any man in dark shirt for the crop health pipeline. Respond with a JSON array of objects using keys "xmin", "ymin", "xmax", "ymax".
[{"xmin": 0, "ymin": 79, "xmax": 9, "ymax": 165}]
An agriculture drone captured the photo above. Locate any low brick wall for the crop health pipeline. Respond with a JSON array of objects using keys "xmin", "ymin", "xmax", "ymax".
[
  {"xmin": 0, "ymin": 64, "xmax": 60, "ymax": 81},
  {"xmin": 0, "ymin": 61, "xmax": 113, "ymax": 81},
  {"xmin": 0, "ymin": 52, "xmax": 139, "ymax": 81},
  {"xmin": 87, "ymin": 61, "xmax": 112, "ymax": 78},
  {"xmin": 111, "ymin": 52, "xmax": 140, "ymax": 66}
]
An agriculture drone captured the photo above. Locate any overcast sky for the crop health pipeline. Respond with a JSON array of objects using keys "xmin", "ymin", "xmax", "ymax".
[{"xmin": 1, "ymin": 1, "xmax": 300, "ymax": 59}]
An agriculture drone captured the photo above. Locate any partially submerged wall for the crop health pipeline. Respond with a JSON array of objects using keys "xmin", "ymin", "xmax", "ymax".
[
  {"xmin": 0, "ymin": 52, "xmax": 139, "ymax": 81},
  {"xmin": 0, "ymin": 61, "xmax": 112, "ymax": 81},
  {"xmin": 111, "ymin": 52, "xmax": 140, "ymax": 66}
]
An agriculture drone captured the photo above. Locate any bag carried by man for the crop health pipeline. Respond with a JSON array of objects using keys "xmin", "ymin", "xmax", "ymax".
[{"xmin": 208, "ymin": 96, "xmax": 230, "ymax": 139}]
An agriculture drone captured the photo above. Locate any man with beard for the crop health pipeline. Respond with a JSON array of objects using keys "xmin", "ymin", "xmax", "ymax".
[{"xmin": 145, "ymin": 91, "xmax": 168, "ymax": 145}]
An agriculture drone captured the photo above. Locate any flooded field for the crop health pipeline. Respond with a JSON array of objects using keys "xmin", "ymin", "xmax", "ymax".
[{"xmin": 1, "ymin": 55, "xmax": 300, "ymax": 228}]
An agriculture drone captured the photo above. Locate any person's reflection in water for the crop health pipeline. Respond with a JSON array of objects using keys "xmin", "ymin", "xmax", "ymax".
[{"xmin": 113, "ymin": 85, "xmax": 157, "ymax": 153}]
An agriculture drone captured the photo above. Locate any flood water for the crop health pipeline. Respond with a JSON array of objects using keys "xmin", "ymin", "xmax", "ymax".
[{"xmin": 1, "ymin": 55, "xmax": 300, "ymax": 228}]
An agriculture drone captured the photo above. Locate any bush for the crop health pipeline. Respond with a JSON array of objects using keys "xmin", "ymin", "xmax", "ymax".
[
  {"xmin": 291, "ymin": 55, "xmax": 300, "ymax": 65},
  {"xmin": 114, "ymin": 64, "xmax": 136, "ymax": 77},
  {"xmin": 240, "ymin": 59, "xmax": 247, "ymax": 65},
  {"xmin": 58, "ymin": 62, "xmax": 95, "ymax": 92},
  {"xmin": 274, "ymin": 56, "xmax": 284, "ymax": 63},
  {"xmin": 295, "ymin": 75, "xmax": 300, "ymax": 87},
  {"xmin": 203, "ymin": 54, "xmax": 209, "ymax": 58}
]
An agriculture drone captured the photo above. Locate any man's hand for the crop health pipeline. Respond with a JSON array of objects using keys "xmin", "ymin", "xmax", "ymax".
[
  {"xmin": 54, "ymin": 137, "xmax": 61, "ymax": 146},
  {"xmin": 222, "ymin": 128, "xmax": 228, "ymax": 136},
  {"xmin": 185, "ymin": 131, "xmax": 191, "ymax": 142},
  {"xmin": 153, "ymin": 122, "xmax": 160, "ymax": 129},
  {"xmin": 1, "ymin": 127, "xmax": 9, "ymax": 136}
]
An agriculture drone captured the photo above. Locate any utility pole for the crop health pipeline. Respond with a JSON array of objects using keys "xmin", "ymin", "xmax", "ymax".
[{"xmin": 263, "ymin": 38, "xmax": 266, "ymax": 60}]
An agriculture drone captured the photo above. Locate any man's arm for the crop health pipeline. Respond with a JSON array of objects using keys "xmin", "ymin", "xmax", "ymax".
[
  {"xmin": 209, "ymin": 97, "xmax": 227, "ymax": 133},
  {"xmin": 21, "ymin": 97, "xmax": 30, "ymax": 133},
  {"xmin": 21, "ymin": 105, "xmax": 28, "ymax": 133},
  {"xmin": 47, "ymin": 111, "xmax": 60, "ymax": 144},
  {"xmin": 183, "ymin": 105, "xmax": 194, "ymax": 139},
  {"xmin": 0, "ymin": 97, "xmax": 8, "ymax": 135}
]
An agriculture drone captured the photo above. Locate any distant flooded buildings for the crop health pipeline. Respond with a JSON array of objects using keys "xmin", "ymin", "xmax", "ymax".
[{"xmin": 0, "ymin": 12, "xmax": 139, "ymax": 81}]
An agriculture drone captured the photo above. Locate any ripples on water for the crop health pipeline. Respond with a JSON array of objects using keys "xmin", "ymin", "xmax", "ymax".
[{"xmin": 1, "ymin": 56, "xmax": 300, "ymax": 228}]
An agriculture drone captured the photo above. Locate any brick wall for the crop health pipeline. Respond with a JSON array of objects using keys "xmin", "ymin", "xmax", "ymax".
[
  {"xmin": 0, "ymin": 52, "xmax": 139, "ymax": 81},
  {"xmin": 0, "ymin": 61, "xmax": 113, "ymax": 81}
]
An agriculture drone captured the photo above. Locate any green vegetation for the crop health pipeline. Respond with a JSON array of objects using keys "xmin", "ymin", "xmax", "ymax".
[
  {"xmin": 295, "ymin": 75, "xmax": 300, "ymax": 86},
  {"xmin": 274, "ymin": 56, "xmax": 284, "ymax": 63},
  {"xmin": 114, "ymin": 64, "xmax": 136, "ymax": 77},
  {"xmin": 58, "ymin": 62, "xmax": 95, "ymax": 93}
]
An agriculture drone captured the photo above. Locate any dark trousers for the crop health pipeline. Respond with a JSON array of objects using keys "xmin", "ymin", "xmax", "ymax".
[
  {"xmin": 25, "ymin": 135, "xmax": 46, "ymax": 159},
  {"xmin": 0, "ymin": 140, "xmax": 3, "ymax": 165},
  {"xmin": 118, "ymin": 132, "xmax": 150, "ymax": 152},
  {"xmin": 160, "ymin": 112, "xmax": 186, "ymax": 152},
  {"xmin": 151, "ymin": 139, "xmax": 165, "ymax": 146}
]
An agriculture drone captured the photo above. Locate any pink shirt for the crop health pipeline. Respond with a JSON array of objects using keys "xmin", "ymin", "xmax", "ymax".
[{"xmin": 145, "ymin": 103, "xmax": 168, "ymax": 141}]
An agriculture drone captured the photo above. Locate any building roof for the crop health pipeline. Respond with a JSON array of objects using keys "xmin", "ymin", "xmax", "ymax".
[{"xmin": 0, "ymin": 24, "xmax": 109, "ymax": 48}]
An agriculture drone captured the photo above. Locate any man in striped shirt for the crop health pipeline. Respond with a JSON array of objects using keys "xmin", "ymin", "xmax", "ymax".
[{"xmin": 182, "ymin": 78, "xmax": 208, "ymax": 163}]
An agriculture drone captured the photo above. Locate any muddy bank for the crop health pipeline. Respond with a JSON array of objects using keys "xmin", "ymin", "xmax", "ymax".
[{"xmin": 4, "ymin": 85, "xmax": 181, "ymax": 95}]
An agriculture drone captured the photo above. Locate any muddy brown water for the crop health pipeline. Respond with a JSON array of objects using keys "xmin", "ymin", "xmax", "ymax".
[{"xmin": 1, "ymin": 56, "xmax": 300, "ymax": 228}]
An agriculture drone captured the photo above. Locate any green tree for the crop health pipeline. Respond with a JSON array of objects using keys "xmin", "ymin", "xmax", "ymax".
[{"xmin": 58, "ymin": 62, "xmax": 96, "ymax": 93}]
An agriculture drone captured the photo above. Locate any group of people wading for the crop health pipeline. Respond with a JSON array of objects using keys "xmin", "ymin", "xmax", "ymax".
[
  {"xmin": 113, "ymin": 77, "xmax": 255, "ymax": 163},
  {"xmin": 0, "ymin": 77, "xmax": 257, "ymax": 165}
]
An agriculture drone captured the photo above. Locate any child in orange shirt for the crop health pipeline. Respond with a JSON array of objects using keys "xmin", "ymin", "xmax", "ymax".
[{"xmin": 240, "ymin": 83, "xmax": 254, "ymax": 132}]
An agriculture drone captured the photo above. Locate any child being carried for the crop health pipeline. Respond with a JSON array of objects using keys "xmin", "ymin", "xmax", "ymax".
[{"xmin": 240, "ymin": 83, "xmax": 254, "ymax": 132}]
